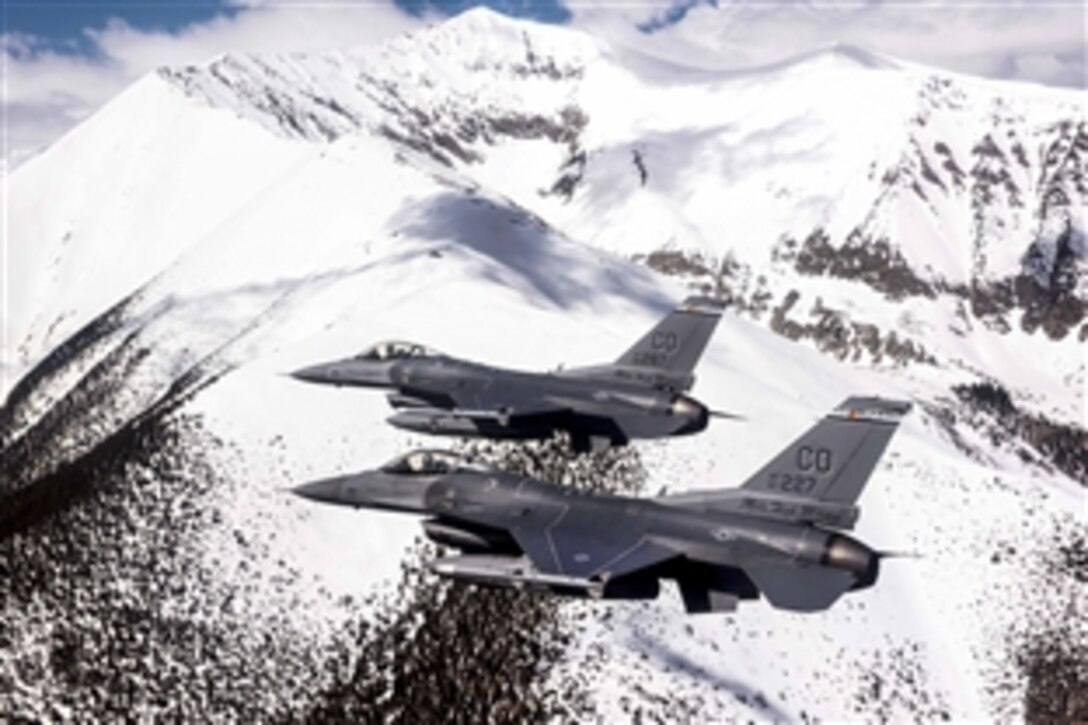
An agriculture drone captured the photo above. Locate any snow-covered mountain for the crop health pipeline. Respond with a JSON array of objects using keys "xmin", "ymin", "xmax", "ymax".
[{"xmin": 2, "ymin": 8, "xmax": 1084, "ymax": 721}]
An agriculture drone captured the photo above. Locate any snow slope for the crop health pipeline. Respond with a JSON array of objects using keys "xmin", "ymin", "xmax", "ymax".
[
  {"xmin": 2, "ymin": 8, "xmax": 1084, "ymax": 722},
  {"xmin": 7, "ymin": 9, "xmax": 1085, "ymax": 423}
]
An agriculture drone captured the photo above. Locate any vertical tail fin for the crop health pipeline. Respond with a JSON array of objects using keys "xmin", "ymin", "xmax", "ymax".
[
  {"xmin": 658, "ymin": 397, "xmax": 911, "ymax": 529},
  {"xmin": 739, "ymin": 396, "xmax": 912, "ymax": 504},
  {"xmin": 613, "ymin": 296, "xmax": 725, "ymax": 392}
]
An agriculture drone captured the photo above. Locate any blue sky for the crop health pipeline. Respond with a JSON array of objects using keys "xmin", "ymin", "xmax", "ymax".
[
  {"xmin": 3, "ymin": 1, "xmax": 1084, "ymax": 168},
  {"xmin": 6, "ymin": 3, "xmax": 221, "ymax": 35},
  {"xmin": 5, "ymin": 3, "xmax": 237, "ymax": 60},
  {"xmin": 7, "ymin": 4, "xmax": 227, "ymax": 47},
  {"xmin": 4, "ymin": 0, "xmax": 571, "ymax": 56}
]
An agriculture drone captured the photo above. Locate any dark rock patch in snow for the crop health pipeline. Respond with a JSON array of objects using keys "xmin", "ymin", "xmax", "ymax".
[
  {"xmin": 1, "ymin": 420, "xmax": 650, "ymax": 720},
  {"xmin": 631, "ymin": 149, "xmax": 648, "ymax": 186},
  {"xmin": 940, "ymin": 223, "xmax": 1086, "ymax": 341},
  {"xmin": 1016, "ymin": 223, "xmax": 1086, "ymax": 339},
  {"xmin": 770, "ymin": 290, "xmax": 934, "ymax": 365},
  {"xmin": 304, "ymin": 543, "xmax": 569, "ymax": 723},
  {"xmin": 637, "ymin": 248, "xmax": 715, "ymax": 280},
  {"xmin": 952, "ymin": 382, "xmax": 1088, "ymax": 486},
  {"xmin": 633, "ymin": 245, "xmax": 936, "ymax": 365},
  {"xmin": 549, "ymin": 149, "xmax": 586, "ymax": 200},
  {"xmin": 786, "ymin": 229, "xmax": 936, "ymax": 301},
  {"xmin": 984, "ymin": 523, "xmax": 1087, "ymax": 722},
  {"xmin": 850, "ymin": 641, "xmax": 952, "ymax": 721},
  {"xmin": 1, "ymin": 414, "xmax": 334, "ymax": 720},
  {"xmin": 0, "ymin": 294, "xmax": 135, "ymax": 458}
]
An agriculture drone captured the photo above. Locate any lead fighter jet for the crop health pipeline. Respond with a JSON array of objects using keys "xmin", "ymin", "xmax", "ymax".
[
  {"xmin": 293, "ymin": 397, "xmax": 912, "ymax": 613},
  {"xmin": 290, "ymin": 297, "xmax": 728, "ymax": 453}
]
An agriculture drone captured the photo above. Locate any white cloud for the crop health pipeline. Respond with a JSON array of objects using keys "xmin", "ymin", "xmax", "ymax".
[
  {"xmin": 2, "ymin": 2, "xmax": 427, "ymax": 169},
  {"xmin": 569, "ymin": 1, "xmax": 1087, "ymax": 88},
  {"xmin": 4, "ymin": 1, "xmax": 1084, "ymax": 171}
]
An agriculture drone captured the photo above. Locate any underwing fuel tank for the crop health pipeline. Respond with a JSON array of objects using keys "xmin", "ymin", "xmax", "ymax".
[
  {"xmin": 428, "ymin": 554, "xmax": 659, "ymax": 600},
  {"xmin": 386, "ymin": 409, "xmax": 546, "ymax": 440},
  {"xmin": 387, "ymin": 410, "xmax": 483, "ymax": 436},
  {"xmin": 386, "ymin": 393, "xmax": 439, "ymax": 409}
]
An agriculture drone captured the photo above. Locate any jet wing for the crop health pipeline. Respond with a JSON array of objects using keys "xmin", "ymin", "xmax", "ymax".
[
  {"xmin": 503, "ymin": 503, "xmax": 678, "ymax": 580},
  {"xmin": 433, "ymin": 377, "xmax": 660, "ymax": 419},
  {"xmin": 394, "ymin": 371, "xmax": 662, "ymax": 423}
]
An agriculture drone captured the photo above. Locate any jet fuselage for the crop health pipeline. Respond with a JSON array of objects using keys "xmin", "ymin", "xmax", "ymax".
[
  {"xmin": 293, "ymin": 396, "xmax": 911, "ymax": 613},
  {"xmin": 292, "ymin": 355, "xmax": 710, "ymax": 450},
  {"xmin": 290, "ymin": 296, "xmax": 728, "ymax": 452},
  {"xmin": 294, "ymin": 463, "xmax": 878, "ymax": 612}
]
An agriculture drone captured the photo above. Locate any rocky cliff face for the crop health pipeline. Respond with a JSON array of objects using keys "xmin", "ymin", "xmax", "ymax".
[{"xmin": 159, "ymin": 14, "xmax": 595, "ymax": 165}]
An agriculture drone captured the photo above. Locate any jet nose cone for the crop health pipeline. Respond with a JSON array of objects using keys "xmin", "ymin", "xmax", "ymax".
[
  {"xmin": 292, "ymin": 478, "xmax": 346, "ymax": 505},
  {"xmin": 292, "ymin": 472, "xmax": 431, "ymax": 514},
  {"xmin": 290, "ymin": 363, "xmax": 338, "ymax": 385},
  {"xmin": 290, "ymin": 360, "xmax": 396, "ymax": 388}
]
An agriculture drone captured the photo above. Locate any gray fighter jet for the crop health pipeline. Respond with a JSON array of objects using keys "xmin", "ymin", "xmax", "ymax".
[
  {"xmin": 290, "ymin": 297, "xmax": 728, "ymax": 453},
  {"xmin": 293, "ymin": 396, "xmax": 911, "ymax": 613}
]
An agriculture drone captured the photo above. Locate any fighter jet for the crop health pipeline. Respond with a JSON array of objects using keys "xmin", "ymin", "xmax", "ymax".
[
  {"xmin": 291, "ymin": 297, "xmax": 729, "ymax": 453},
  {"xmin": 293, "ymin": 396, "xmax": 911, "ymax": 613}
]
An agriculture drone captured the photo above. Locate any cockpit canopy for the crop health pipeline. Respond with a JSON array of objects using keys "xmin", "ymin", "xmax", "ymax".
[
  {"xmin": 355, "ymin": 340, "xmax": 440, "ymax": 362},
  {"xmin": 380, "ymin": 449, "xmax": 486, "ymax": 475}
]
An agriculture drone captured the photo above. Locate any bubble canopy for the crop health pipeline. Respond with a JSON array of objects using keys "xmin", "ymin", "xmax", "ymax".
[
  {"xmin": 354, "ymin": 341, "xmax": 441, "ymax": 361},
  {"xmin": 379, "ymin": 450, "xmax": 486, "ymax": 475}
]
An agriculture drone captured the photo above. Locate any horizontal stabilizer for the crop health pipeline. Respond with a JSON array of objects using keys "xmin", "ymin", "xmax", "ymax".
[{"xmin": 746, "ymin": 565, "xmax": 856, "ymax": 612}]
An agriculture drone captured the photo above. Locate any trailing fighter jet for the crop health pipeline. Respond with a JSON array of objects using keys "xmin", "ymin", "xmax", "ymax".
[
  {"xmin": 292, "ymin": 397, "xmax": 912, "ymax": 613},
  {"xmin": 291, "ymin": 297, "xmax": 729, "ymax": 453}
]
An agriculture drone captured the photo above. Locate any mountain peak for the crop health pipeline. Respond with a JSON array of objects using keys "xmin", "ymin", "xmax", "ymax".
[
  {"xmin": 406, "ymin": 5, "xmax": 598, "ymax": 61},
  {"xmin": 441, "ymin": 5, "xmax": 530, "ymax": 29},
  {"xmin": 753, "ymin": 42, "xmax": 900, "ymax": 76}
]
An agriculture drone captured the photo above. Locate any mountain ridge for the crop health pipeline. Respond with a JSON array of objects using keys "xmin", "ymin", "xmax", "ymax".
[{"xmin": 3, "ymin": 8, "xmax": 1085, "ymax": 721}]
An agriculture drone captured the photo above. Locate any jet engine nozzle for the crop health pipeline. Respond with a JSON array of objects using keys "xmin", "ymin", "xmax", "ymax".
[
  {"xmin": 670, "ymin": 394, "xmax": 710, "ymax": 434},
  {"xmin": 822, "ymin": 534, "xmax": 880, "ymax": 589}
]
